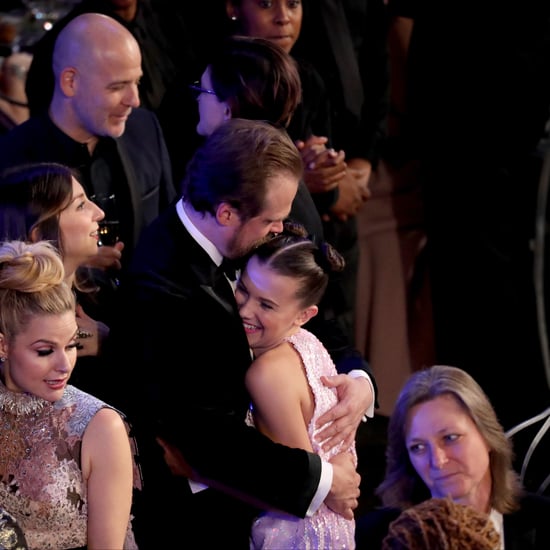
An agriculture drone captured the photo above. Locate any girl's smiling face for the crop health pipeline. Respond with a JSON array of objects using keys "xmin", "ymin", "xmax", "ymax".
[{"xmin": 235, "ymin": 255, "xmax": 316, "ymax": 356}]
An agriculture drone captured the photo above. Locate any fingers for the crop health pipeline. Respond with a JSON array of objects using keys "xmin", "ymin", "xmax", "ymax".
[
  {"xmin": 75, "ymin": 303, "xmax": 89, "ymax": 319},
  {"xmin": 303, "ymin": 173, "xmax": 341, "ymax": 194},
  {"xmin": 341, "ymin": 504, "xmax": 357, "ymax": 520},
  {"xmin": 325, "ymin": 452, "xmax": 361, "ymax": 518},
  {"xmin": 316, "ymin": 407, "xmax": 357, "ymax": 447},
  {"xmin": 299, "ymin": 135, "xmax": 329, "ymax": 149},
  {"xmin": 320, "ymin": 425, "xmax": 356, "ymax": 452},
  {"xmin": 156, "ymin": 436, "xmax": 169, "ymax": 454},
  {"xmin": 86, "ymin": 242, "xmax": 124, "ymax": 270},
  {"xmin": 306, "ymin": 148, "xmax": 345, "ymax": 170}
]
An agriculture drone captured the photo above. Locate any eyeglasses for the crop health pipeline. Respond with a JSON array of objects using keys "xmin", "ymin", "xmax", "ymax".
[{"xmin": 189, "ymin": 81, "xmax": 217, "ymax": 99}]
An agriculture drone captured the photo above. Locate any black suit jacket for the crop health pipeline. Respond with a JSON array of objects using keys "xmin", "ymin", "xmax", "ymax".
[
  {"xmin": 0, "ymin": 108, "xmax": 176, "ymax": 258},
  {"xmin": 356, "ymin": 493, "xmax": 550, "ymax": 549},
  {"xmin": 109, "ymin": 203, "xmax": 322, "ymax": 546}
]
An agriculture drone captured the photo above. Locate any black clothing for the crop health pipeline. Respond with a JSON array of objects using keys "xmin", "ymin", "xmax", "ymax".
[
  {"xmin": 296, "ymin": 0, "xmax": 390, "ymax": 164},
  {"xmin": 0, "ymin": 109, "xmax": 175, "ymax": 267},
  {"xmin": 293, "ymin": 0, "xmax": 391, "ymax": 342},
  {"xmin": 25, "ymin": 0, "xmax": 194, "ymax": 115},
  {"xmin": 108, "ymin": 203, "xmax": 322, "ymax": 548},
  {"xmin": 388, "ymin": 0, "xmax": 550, "ymax": 428}
]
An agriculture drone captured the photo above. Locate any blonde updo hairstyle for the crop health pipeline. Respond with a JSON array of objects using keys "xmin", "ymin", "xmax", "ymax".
[{"xmin": 0, "ymin": 240, "xmax": 75, "ymax": 343}]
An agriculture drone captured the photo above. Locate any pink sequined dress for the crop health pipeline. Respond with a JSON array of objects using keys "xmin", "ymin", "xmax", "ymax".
[
  {"xmin": 0, "ymin": 380, "xmax": 140, "ymax": 550},
  {"xmin": 247, "ymin": 328, "xmax": 356, "ymax": 550}
]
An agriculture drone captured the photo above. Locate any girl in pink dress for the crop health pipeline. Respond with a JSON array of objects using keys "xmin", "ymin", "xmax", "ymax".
[{"xmin": 237, "ymin": 223, "xmax": 357, "ymax": 549}]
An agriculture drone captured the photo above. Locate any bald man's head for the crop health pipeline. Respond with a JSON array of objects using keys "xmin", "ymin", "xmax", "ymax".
[
  {"xmin": 53, "ymin": 13, "xmax": 141, "ymax": 79},
  {"xmin": 49, "ymin": 12, "xmax": 143, "ymax": 143}
]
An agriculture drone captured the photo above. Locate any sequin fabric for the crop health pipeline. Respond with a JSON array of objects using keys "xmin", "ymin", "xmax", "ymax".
[
  {"xmin": 0, "ymin": 381, "xmax": 140, "ymax": 550},
  {"xmin": 247, "ymin": 328, "xmax": 356, "ymax": 549}
]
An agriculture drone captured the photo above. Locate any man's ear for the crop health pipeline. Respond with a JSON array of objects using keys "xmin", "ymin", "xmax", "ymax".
[
  {"xmin": 296, "ymin": 305, "xmax": 319, "ymax": 327},
  {"xmin": 59, "ymin": 67, "xmax": 77, "ymax": 97},
  {"xmin": 223, "ymin": 103, "xmax": 232, "ymax": 121},
  {"xmin": 215, "ymin": 202, "xmax": 239, "ymax": 227}
]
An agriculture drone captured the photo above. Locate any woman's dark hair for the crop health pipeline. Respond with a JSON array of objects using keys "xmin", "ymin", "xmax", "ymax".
[
  {"xmin": 0, "ymin": 162, "xmax": 75, "ymax": 248},
  {"xmin": 0, "ymin": 162, "xmax": 95, "ymax": 292},
  {"xmin": 248, "ymin": 221, "xmax": 345, "ymax": 307},
  {"xmin": 209, "ymin": 35, "xmax": 302, "ymax": 128}
]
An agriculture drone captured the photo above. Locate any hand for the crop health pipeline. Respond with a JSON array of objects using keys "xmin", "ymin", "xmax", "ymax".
[
  {"xmin": 347, "ymin": 158, "xmax": 373, "ymax": 202},
  {"xmin": 325, "ymin": 451, "xmax": 360, "ymax": 519},
  {"xmin": 85, "ymin": 241, "xmax": 125, "ymax": 271},
  {"xmin": 296, "ymin": 135, "xmax": 346, "ymax": 194},
  {"xmin": 348, "ymin": 167, "xmax": 372, "ymax": 202},
  {"xmin": 325, "ymin": 171, "xmax": 364, "ymax": 221},
  {"xmin": 75, "ymin": 304, "xmax": 110, "ymax": 357},
  {"xmin": 315, "ymin": 375, "xmax": 373, "ymax": 452},
  {"xmin": 295, "ymin": 135, "xmax": 329, "ymax": 166},
  {"xmin": 156, "ymin": 437, "xmax": 195, "ymax": 478},
  {"xmin": 303, "ymin": 148, "xmax": 347, "ymax": 194}
]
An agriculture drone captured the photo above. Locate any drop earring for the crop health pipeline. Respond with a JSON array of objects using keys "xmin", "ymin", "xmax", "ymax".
[
  {"xmin": 231, "ymin": 15, "xmax": 237, "ymax": 21},
  {"xmin": 0, "ymin": 356, "xmax": 5, "ymax": 362}
]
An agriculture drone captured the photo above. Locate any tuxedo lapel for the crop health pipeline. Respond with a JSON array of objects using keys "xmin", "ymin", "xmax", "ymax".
[
  {"xmin": 115, "ymin": 136, "xmax": 142, "ymax": 246},
  {"xmin": 174, "ymin": 216, "xmax": 238, "ymax": 315},
  {"xmin": 202, "ymin": 279, "xmax": 236, "ymax": 315}
]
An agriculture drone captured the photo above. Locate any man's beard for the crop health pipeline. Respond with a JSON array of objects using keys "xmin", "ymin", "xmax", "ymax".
[{"xmin": 228, "ymin": 232, "xmax": 277, "ymax": 259}]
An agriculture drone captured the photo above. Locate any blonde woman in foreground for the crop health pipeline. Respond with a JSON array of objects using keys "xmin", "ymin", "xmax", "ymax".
[{"xmin": 0, "ymin": 240, "xmax": 139, "ymax": 549}]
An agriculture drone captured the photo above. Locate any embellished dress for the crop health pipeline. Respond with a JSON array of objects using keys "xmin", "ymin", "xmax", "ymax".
[
  {"xmin": 247, "ymin": 328, "xmax": 356, "ymax": 550},
  {"xmin": 0, "ymin": 380, "xmax": 141, "ymax": 550}
]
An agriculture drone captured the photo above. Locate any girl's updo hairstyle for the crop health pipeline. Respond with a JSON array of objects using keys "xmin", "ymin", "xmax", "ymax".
[{"xmin": 249, "ymin": 221, "xmax": 345, "ymax": 308}]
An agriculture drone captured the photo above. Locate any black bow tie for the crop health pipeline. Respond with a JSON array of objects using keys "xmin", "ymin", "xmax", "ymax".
[{"xmin": 220, "ymin": 257, "xmax": 239, "ymax": 281}]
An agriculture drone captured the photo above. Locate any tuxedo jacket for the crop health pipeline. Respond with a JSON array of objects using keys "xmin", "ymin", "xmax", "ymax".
[
  {"xmin": 0, "ymin": 108, "xmax": 176, "ymax": 257},
  {"xmin": 356, "ymin": 493, "xmax": 550, "ymax": 549},
  {"xmin": 110, "ymin": 203, "xmax": 322, "ymax": 519}
]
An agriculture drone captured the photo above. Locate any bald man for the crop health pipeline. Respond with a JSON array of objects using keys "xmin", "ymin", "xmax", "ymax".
[
  {"xmin": 0, "ymin": 13, "xmax": 176, "ymax": 270},
  {"xmin": 25, "ymin": 0, "xmax": 194, "ymax": 115},
  {"xmin": 51, "ymin": 12, "xmax": 143, "ymax": 144}
]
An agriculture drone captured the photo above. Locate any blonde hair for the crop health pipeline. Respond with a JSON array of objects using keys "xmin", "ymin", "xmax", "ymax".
[
  {"xmin": 0, "ymin": 240, "xmax": 75, "ymax": 342},
  {"xmin": 378, "ymin": 365, "xmax": 522, "ymax": 513}
]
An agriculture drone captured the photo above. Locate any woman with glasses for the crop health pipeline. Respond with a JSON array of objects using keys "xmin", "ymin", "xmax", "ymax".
[{"xmin": 188, "ymin": 32, "xmax": 375, "ymax": 407}]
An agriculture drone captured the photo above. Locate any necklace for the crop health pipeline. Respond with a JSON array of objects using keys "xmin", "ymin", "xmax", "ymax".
[
  {"xmin": 0, "ymin": 383, "xmax": 51, "ymax": 462},
  {"xmin": 0, "ymin": 384, "xmax": 48, "ymax": 416}
]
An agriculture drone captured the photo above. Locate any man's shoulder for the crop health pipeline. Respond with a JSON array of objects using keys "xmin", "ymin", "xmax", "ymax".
[
  {"xmin": 130, "ymin": 205, "xmax": 188, "ymax": 271},
  {"xmin": 119, "ymin": 108, "xmax": 165, "ymax": 150},
  {"xmin": 2, "ymin": 112, "xmax": 48, "ymax": 143},
  {"xmin": 0, "ymin": 114, "xmax": 54, "ymax": 170},
  {"xmin": 125, "ymin": 107, "xmax": 160, "ymax": 129}
]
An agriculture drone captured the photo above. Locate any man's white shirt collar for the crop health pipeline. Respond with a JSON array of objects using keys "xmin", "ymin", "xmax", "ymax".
[{"xmin": 176, "ymin": 198, "xmax": 223, "ymax": 268}]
